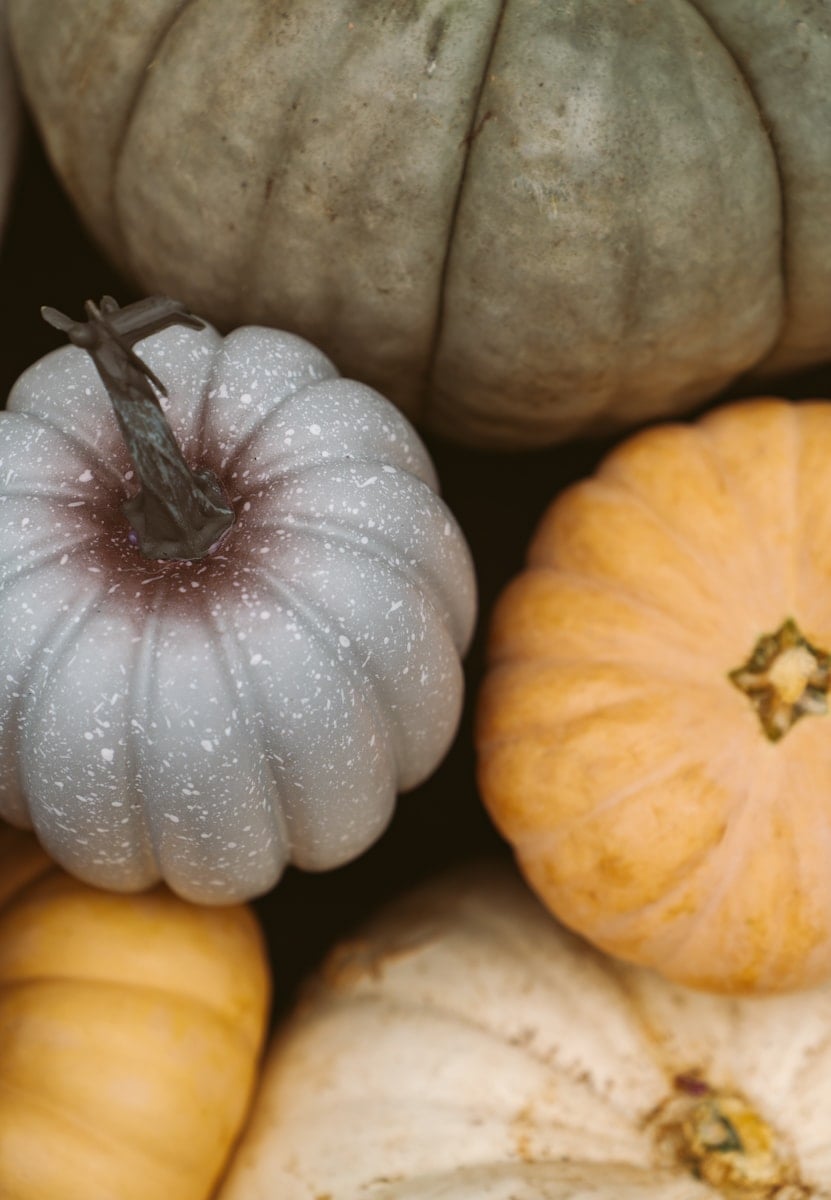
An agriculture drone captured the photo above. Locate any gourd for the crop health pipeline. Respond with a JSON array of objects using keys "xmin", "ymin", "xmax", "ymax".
[
  {"xmin": 8, "ymin": 2, "xmax": 831, "ymax": 449},
  {"xmin": 477, "ymin": 397, "xmax": 831, "ymax": 994},
  {"xmin": 217, "ymin": 862, "xmax": 830, "ymax": 1199},
  {"xmin": 0, "ymin": 825, "xmax": 270, "ymax": 1200},
  {"xmin": 0, "ymin": 295, "xmax": 475, "ymax": 904},
  {"xmin": 0, "ymin": 0, "xmax": 20, "ymax": 236}
]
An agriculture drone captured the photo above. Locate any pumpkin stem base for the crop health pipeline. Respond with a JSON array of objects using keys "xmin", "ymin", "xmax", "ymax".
[
  {"xmin": 729, "ymin": 618, "xmax": 830, "ymax": 741},
  {"xmin": 652, "ymin": 1076, "xmax": 810, "ymax": 1199},
  {"xmin": 43, "ymin": 295, "xmax": 235, "ymax": 561}
]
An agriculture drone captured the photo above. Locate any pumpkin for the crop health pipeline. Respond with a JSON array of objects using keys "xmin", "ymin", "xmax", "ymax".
[
  {"xmin": 0, "ymin": 0, "xmax": 20, "ymax": 236},
  {"xmin": 0, "ymin": 295, "xmax": 475, "ymax": 904},
  {"xmin": 476, "ymin": 397, "xmax": 831, "ymax": 995},
  {"xmin": 8, "ymin": 3, "xmax": 831, "ymax": 450},
  {"xmin": 217, "ymin": 861, "xmax": 831, "ymax": 1199},
  {"xmin": 0, "ymin": 824, "xmax": 269, "ymax": 1200}
]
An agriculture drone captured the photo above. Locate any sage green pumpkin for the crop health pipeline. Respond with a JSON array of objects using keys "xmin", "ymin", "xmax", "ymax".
[{"xmin": 9, "ymin": 1, "xmax": 831, "ymax": 448}]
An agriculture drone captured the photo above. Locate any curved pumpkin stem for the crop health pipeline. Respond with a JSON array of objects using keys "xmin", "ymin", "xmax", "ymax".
[{"xmin": 42, "ymin": 295, "xmax": 235, "ymax": 561}]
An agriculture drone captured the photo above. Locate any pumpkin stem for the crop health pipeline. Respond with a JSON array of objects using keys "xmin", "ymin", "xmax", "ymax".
[
  {"xmin": 653, "ymin": 1077, "xmax": 810, "ymax": 1198},
  {"xmin": 729, "ymin": 618, "xmax": 831, "ymax": 742},
  {"xmin": 42, "ymin": 296, "xmax": 235, "ymax": 561}
]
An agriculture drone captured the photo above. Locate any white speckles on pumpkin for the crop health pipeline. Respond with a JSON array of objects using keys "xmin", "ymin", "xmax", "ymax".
[{"xmin": 0, "ymin": 321, "xmax": 476, "ymax": 903}]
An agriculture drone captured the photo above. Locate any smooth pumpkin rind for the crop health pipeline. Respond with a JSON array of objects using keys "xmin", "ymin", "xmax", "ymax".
[
  {"xmin": 478, "ymin": 399, "xmax": 831, "ymax": 992},
  {"xmin": 0, "ymin": 983, "xmax": 250, "ymax": 1194},
  {"xmin": 0, "ymin": 870, "xmax": 267, "ymax": 1033},
  {"xmin": 0, "ymin": 827, "xmax": 270, "ymax": 1200}
]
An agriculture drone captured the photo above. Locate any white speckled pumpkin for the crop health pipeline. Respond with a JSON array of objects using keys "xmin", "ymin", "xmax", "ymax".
[
  {"xmin": 8, "ymin": 1, "xmax": 831, "ymax": 448},
  {"xmin": 218, "ymin": 863, "xmax": 831, "ymax": 1200},
  {"xmin": 0, "ymin": 297, "xmax": 476, "ymax": 904}
]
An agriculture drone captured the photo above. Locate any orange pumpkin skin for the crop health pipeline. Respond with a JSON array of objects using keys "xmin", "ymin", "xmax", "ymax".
[
  {"xmin": 0, "ymin": 828, "xmax": 270, "ymax": 1200},
  {"xmin": 477, "ymin": 398, "xmax": 831, "ymax": 995}
]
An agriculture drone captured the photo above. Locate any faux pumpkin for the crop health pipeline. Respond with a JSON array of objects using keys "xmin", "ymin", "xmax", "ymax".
[
  {"xmin": 0, "ymin": 824, "xmax": 269, "ymax": 1200},
  {"xmin": 0, "ymin": 296, "xmax": 475, "ymax": 903},
  {"xmin": 9, "ymin": 3, "xmax": 831, "ymax": 449},
  {"xmin": 477, "ymin": 397, "xmax": 831, "ymax": 994},
  {"xmin": 217, "ymin": 862, "xmax": 831, "ymax": 1199},
  {"xmin": 0, "ymin": 0, "xmax": 20, "ymax": 236}
]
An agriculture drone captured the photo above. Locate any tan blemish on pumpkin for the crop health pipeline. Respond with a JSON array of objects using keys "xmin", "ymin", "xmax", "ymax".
[
  {"xmin": 320, "ymin": 927, "xmax": 439, "ymax": 991},
  {"xmin": 511, "ymin": 1103, "xmax": 533, "ymax": 1163},
  {"xmin": 650, "ymin": 1076, "xmax": 811, "ymax": 1198}
]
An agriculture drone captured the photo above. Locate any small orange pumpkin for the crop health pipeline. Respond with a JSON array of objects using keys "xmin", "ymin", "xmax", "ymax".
[
  {"xmin": 0, "ymin": 826, "xmax": 270, "ymax": 1199},
  {"xmin": 477, "ymin": 398, "xmax": 831, "ymax": 994}
]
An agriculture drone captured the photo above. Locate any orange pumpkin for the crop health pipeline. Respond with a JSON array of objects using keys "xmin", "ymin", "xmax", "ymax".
[
  {"xmin": 0, "ymin": 827, "xmax": 270, "ymax": 1199},
  {"xmin": 477, "ymin": 398, "xmax": 831, "ymax": 994}
]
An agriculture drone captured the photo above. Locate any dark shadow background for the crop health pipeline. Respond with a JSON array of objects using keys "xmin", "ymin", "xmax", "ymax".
[{"xmin": 3, "ymin": 119, "xmax": 831, "ymax": 1023}]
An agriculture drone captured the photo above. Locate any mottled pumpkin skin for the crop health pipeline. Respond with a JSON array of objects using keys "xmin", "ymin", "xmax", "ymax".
[
  {"xmin": 8, "ymin": 1, "xmax": 831, "ymax": 448},
  {"xmin": 218, "ymin": 865, "xmax": 831, "ymax": 1199},
  {"xmin": 478, "ymin": 399, "xmax": 831, "ymax": 993},
  {"xmin": 0, "ymin": 826, "xmax": 269, "ymax": 1200}
]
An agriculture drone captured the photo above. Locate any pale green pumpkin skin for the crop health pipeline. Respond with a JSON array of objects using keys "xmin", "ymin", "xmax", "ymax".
[{"xmin": 9, "ymin": 0, "xmax": 831, "ymax": 448}]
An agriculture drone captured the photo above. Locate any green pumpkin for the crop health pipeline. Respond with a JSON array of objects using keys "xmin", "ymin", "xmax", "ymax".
[{"xmin": 10, "ymin": 0, "xmax": 831, "ymax": 448}]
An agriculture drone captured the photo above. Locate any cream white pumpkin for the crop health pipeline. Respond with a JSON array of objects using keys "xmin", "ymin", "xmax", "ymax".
[{"xmin": 219, "ymin": 864, "xmax": 831, "ymax": 1199}]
